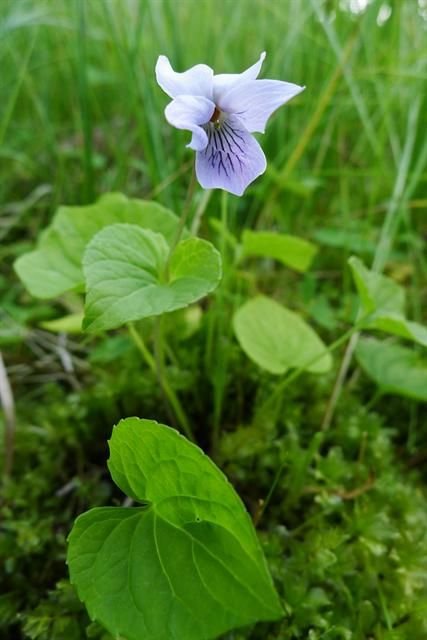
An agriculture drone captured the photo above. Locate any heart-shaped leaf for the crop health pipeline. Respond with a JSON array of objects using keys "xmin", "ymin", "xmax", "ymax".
[
  {"xmin": 349, "ymin": 256, "xmax": 427, "ymax": 347},
  {"xmin": 83, "ymin": 224, "xmax": 221, "ymax": 332},
  {"xmin": 233, "ymin": 295, "xmax": 332, "ymax": 375},
  {"xmin": 241, "ymin": 230, "xmax": 317, "ymax": 272},
  {"xmin": 14, "ymin": 193, "xmax": 184, "ymax": 299},
  {"xmin": 67, "ymin": 418, "xmax": 283, "ymax": 640},
  {"xmin": 356, "ymin": 337, "xmax": 427, "ymax": 402}
]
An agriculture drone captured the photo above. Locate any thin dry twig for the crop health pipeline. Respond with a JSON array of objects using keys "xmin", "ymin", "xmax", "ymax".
[{"xmin": 303, "ymin": 472, "xmax": 375, "ymax": 501}]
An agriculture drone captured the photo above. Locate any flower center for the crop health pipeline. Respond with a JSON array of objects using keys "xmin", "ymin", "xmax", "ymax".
[{"xmin": 210, "ymin": 106, "xmax": 221, "ymax": 123}]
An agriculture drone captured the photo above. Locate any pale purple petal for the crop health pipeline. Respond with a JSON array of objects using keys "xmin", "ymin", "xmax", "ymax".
[
  {"xmin": 165, "ymin": 95, "xmax": 215, "ymax": 151},
  {"xmin": 195, "ymin": 116, "xmax": 266, "ymax": 196},
  {"xmin": 218, "ymin": 79, "xmax": 305, "ymax": 133},
  {"xmin": 155, "ymin": 55, "xmax": 214, "ymax": 100},
  {"xmin": 213, "ymin": 52, "xmax": 266, "ymax": 103}
]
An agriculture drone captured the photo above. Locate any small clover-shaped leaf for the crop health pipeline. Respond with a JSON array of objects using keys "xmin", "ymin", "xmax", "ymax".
[
  {"xmin": 67, "ymin": 418, "xmax": 283, "ymax": 640},
  {"xmin": 233, "ymin": 295, "xmax": 332, "ymax": 375},
  {"xmin": 82, "ymin": 224, "xmax": 222, "ymax": 332}
]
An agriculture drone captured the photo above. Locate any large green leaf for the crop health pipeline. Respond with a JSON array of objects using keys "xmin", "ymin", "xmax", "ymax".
[
  {"xmin": 233, "ymin": 295, "xmax": 332, "ymax": 375},
  {"xmin": 83, "ymin": 224, "xmax": 221, "ymax": 332},
  {"xmin": 14, "ymin": 193, "xmax": 183, "ymax": 299},
  {"xmin": 67, "ymin": 418, "xmax": 282, "ymax": 640},
  {"xmin": 241, "ymin": 230, "xmax": 317, "ymax": 272},
  {"xmin": 349, "ymin": 256, "xmax": 427, "ymax": 347},
  {"xmin": 356, "ymin": 337, "xmax": 427, "ymax": 402}
]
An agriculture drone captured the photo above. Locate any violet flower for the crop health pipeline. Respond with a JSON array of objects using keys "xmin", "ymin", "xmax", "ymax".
[{"xmin": 156, "ymin": 52, "xmax": 304, "ymax": 196}]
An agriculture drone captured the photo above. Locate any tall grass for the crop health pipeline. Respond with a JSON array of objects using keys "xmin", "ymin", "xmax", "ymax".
[{"xmin": 0, "ymin": 0, "xmax": 426, "ymax": 250}]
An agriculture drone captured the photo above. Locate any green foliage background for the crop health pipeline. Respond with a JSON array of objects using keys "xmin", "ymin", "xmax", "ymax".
[{"xmin": 1, "ymin": 0, "xmax": 427, "ymax": 639}]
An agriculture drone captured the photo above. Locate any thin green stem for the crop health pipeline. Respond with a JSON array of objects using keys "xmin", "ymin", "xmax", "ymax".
[
  {"xmin": 165, "ymin": 162, "xmax": 196, "ymax": 275},
  {"xmin": 364, "ymin": 389, "xmax": 383, "ymax": 413},
  {"xmin": 128, "ymin": 322, "xmax": 156, "ymax": 372},
  {"xmin": 254, "ymin": 460, "xmax": 287, "ymax": 526},
  {"xmin": 258, "ymin": 429, "xmax": 325, "ymax": 526},
  {"xmin": 258, "ymin": 323, "xmax": 360, "ymax": 420},
  {"xmin": 211, "ymin": 191, "xmax": 229, "ymax": 453},
  {"xmin": 220, "ymin": 190, "xmax": 229, "ymax": 262},
  {"xmin": 191, "ymin": 189, "xmax": 212, "ymax": 236},
  {"xmin": 155, "ymin": 317, "xmax": 194, "ymax": 441},
  {"xmin": 128, "ymin": 322, "xmax": 194, "ymax": 441},
  {"xmin": 321, "ymin": 331, "xmax": 360, "ymax": 431},
  {"xmin": 154, "ymin": 315, "xmax": 168, "ymax": 411},
  {"xmin": 133, "ymin": 163, "xmax": 198, "ymax": 441}
]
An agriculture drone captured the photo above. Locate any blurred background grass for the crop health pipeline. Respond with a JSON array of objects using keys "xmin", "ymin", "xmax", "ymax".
[{"xmin": 1, "ymin": 0, "xmax": 426, "ymax": 231}]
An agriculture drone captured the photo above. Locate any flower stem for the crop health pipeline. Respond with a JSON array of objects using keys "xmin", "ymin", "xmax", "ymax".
[
  {"xmin": 220, "ymin": 189, "xmax": 229, "ymax": 260},
  {"xmin": 128, "ymin": 322, "xmax": 194, "ymax": 441},
  {"xmin": 135, "ymin": 163, "xmax": 198, "ymax": 441},
  {"xmin": 128, "ymin": 322, "xmax": 156, "ymax": 372},
  {"xmin": 191, "ymin": 188, "xmax": 212, "ymax": 236},
  {"xmin": 211, "ymin": 191, "xmax": 229, "ymax": 453},
  {"xmin": 165, "ymin": 162, "xmax": 196, "ymax": 274}
]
